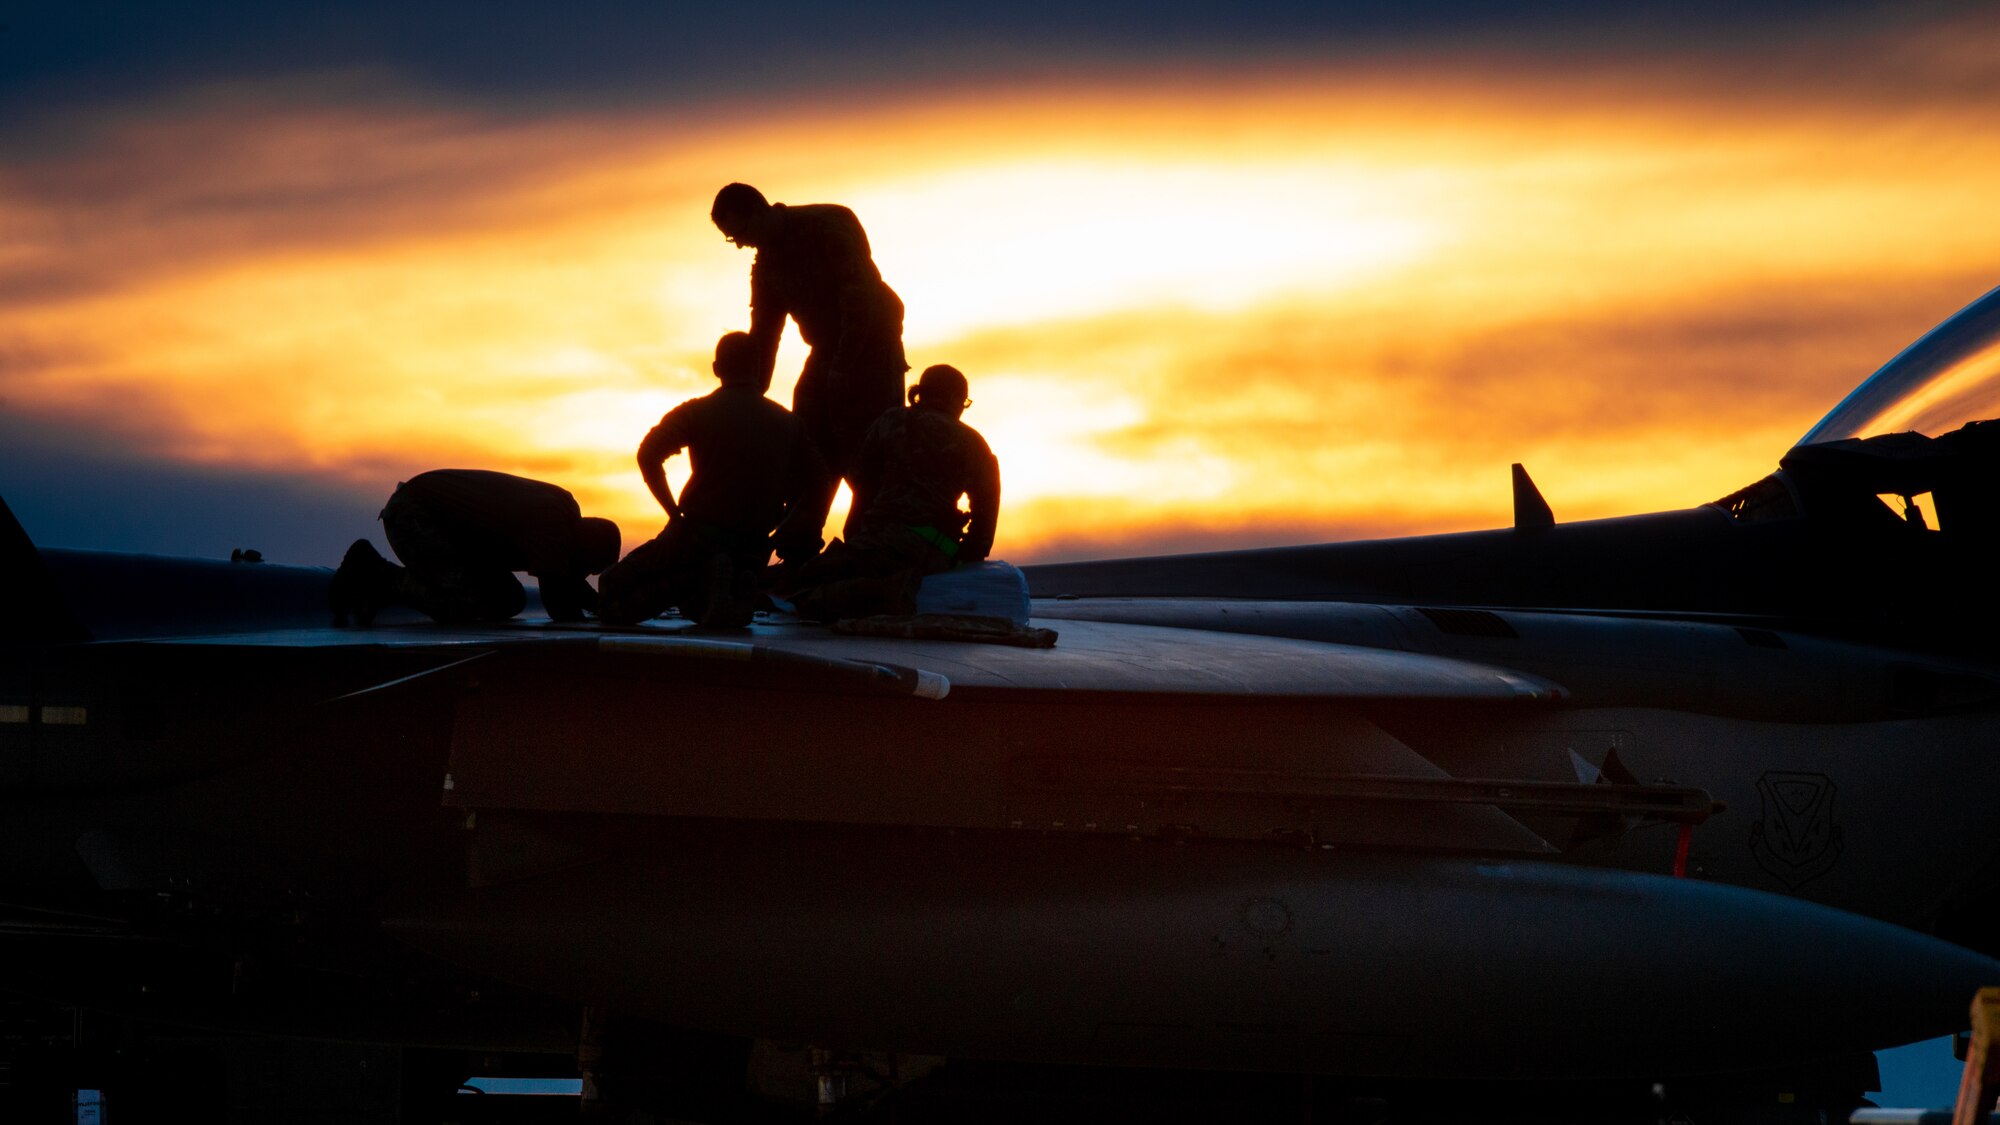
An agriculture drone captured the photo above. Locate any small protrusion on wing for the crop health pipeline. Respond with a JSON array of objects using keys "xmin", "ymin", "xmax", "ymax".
[{"xmin": 1513, "ymin": 463, "xmax": 1555, "ymax": 529}]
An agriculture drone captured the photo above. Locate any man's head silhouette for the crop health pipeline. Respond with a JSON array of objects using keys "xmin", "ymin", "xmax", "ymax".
[
  {"xmin": 711, "ymin": 183, "xmax": 773, "ymax": 248},
  {"xmin": 713, "ymin": 331, "xmax": 761, "ymax": 386},
  {"xmin": 909, "ymin": 364, "xmax": 971, "ymax": 420},
  {"xmin": 570, "ymin": 518, "xmax": 622, "ymax": 574}
]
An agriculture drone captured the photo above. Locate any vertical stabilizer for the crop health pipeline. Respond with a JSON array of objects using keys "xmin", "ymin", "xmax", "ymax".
[
  {"xmin": 0, "ymin": 495, "xmax": 91, "ymax": 643},
  {"xmin": 1512, "ymin": 463, "xmax": 1555, "ymax": 529}
]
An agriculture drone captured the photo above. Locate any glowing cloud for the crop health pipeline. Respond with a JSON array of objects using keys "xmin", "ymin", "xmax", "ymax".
[
  {"xmin": 8, "ymin": 46, "xmax": 2000, "ymax": 562},
  {"xmin": 855, "ymin": 159, "xmax": 1455, "ymax": 340}
]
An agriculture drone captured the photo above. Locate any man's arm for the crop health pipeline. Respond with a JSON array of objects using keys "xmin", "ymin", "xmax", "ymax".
[
  {"xmin": 636, "ymin": 413, "xmax": 687, "ymax": 520},
  {"xmin": 960, "ymin": 431, "xmax": 1002, "ymax": 564},
  {"xmin": 747, "ymin": 257, "xmax": 787, "ymax": 390}
]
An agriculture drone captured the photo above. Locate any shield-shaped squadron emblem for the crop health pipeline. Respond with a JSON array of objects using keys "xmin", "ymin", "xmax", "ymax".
[{"xmin": 1749, "ymin": 771, "xmax": 1844, "ymax": 889}]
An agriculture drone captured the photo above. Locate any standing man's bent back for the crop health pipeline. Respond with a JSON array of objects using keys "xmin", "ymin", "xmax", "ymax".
[{"xmin": 711, "ymin": 183, "xmax": 908, "ymax": 494}]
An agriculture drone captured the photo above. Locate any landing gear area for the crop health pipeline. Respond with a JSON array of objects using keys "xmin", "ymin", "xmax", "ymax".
[{"xmin": 0, "ymin": 997, "xmax": 1886, "ymax": 1125}]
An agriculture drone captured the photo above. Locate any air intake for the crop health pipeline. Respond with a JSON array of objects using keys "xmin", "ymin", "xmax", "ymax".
[{"xmin": 1735, "ymin": 627, "xmax": 1787, "ymax": 649}]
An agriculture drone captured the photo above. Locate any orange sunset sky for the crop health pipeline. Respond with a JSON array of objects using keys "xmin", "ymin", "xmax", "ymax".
[{"xmin": 5, "ymin": 4, "xmax": 2000, "ymax": 564}]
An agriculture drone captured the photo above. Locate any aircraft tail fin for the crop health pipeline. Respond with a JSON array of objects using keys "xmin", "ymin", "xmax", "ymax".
[
  {"xmin": 1512, "ymin": 463, "xmax": 1555, "ymax": 529},
  {"xmin": 0, "ymin": 494, "xmax": 92, "ymax": 644}
]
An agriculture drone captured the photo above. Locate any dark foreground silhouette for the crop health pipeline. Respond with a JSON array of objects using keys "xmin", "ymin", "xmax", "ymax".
[
  {"xmin": 331, "ymin": 469, "xmax": 619, "ymax": 625},
  {"xmin": 597, "ymin": 331, "xmax": 832, "ymax": 627}
]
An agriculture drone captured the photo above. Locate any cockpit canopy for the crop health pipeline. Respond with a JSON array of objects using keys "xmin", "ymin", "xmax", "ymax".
[
  {"xmin": 1800, "ymin": 285, "xmax": 2000, "ymax": 446},
  {"xmin": 1714, "ymin": 286, "xmax": 2000, "ymax": 538}
]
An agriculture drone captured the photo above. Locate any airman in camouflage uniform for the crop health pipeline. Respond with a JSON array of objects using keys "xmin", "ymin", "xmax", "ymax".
[{"xmin": 790, "ymin": 364, "xmax": 1000, "ymax": 622}]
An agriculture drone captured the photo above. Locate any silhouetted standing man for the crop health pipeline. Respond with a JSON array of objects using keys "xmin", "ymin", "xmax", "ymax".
[
  {"xmin": 710, "ymin": 182, "xmax": 908, "ymax": 492},
  {"xmin": 597, "ymin": 332, "xmax": 832, "ymax": 627}
]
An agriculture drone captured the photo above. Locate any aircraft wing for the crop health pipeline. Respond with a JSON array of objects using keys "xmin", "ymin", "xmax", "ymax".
[
  {"xmin": 4, "ymin": 516, "xmax": 1687, "ymax": 866},
  {"xmin": 6, "ymin": 513, "xmax": 1690, "ymax": 904},
  {"xmin": 44, "ymin": 612, "xmax": 1575, "ymax": 858},
  {"xmin": 134, "ymin": 615, "xmax": 1564, "ymax": 701}
]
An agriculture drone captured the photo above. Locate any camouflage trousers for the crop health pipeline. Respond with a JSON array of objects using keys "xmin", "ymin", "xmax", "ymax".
[
  {"xmin": 787, "ymin": 523, "xmax": 953, "ymax": 623},
  {"xmin": 792, "ymin": 345, "xmax": 905, "ymax": 491}
]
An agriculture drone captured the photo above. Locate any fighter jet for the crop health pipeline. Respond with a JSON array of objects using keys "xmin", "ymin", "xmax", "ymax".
[{"xmin": 7, "ymin": 288, "xmax": 2000, "ymax": 1122}]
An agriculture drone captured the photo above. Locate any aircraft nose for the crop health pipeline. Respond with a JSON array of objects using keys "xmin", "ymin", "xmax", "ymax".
[{"xmin": 1441, "ymin": 861, "xmax": 2000, "ymax": 1075}]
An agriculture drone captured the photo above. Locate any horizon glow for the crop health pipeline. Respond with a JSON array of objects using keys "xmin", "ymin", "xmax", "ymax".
[{"xmin": 6, "ymin": 63, "xmax": 2000, "ymax": 562}]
